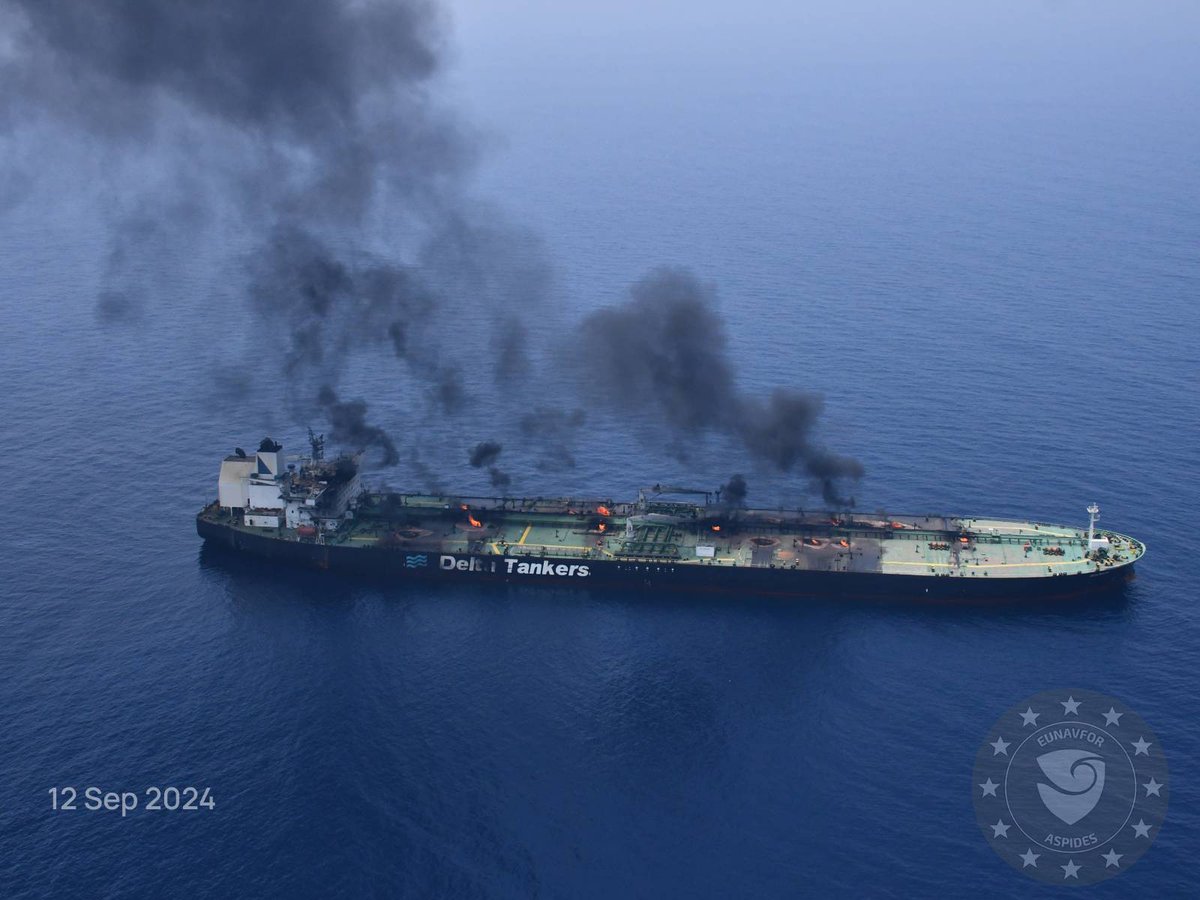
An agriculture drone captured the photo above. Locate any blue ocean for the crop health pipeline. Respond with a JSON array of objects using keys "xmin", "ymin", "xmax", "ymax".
[{"xmin": 2, "ymin": 2, "xmax": 1198, "ymax": 897}]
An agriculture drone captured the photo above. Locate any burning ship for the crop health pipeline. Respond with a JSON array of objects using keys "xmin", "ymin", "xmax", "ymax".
[{"xmin": 196, "ymin": 436, "xmax": 1144, "ymax": 600}]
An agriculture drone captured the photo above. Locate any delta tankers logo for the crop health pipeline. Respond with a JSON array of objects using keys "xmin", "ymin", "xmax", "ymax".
[
  {"xmin": 438, "ymin": 554, "xmax": 591, "ymax": 578},
  {"xmin": 973, "ymin": 688, "xmax": 1168, "ymax": 885}
]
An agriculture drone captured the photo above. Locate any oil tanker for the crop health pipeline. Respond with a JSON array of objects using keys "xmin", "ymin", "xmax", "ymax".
[{"xmin": 196, "ymin": 437, "xmax": 1144, "ymax": 600}]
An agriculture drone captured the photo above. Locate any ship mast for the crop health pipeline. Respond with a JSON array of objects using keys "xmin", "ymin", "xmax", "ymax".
[
  {"xmin": 1087, "ymin": 503, "xmax": 1100, "ymax": 544},
  {"xmin": 307, "ymin": 427, "xmax": 325, "ymax": 463}
]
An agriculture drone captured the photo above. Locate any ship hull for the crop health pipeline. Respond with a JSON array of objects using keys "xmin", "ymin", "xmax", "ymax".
[{"xmin": 196, "ymin": 516, "xmax": 1132, "ymax": 602}]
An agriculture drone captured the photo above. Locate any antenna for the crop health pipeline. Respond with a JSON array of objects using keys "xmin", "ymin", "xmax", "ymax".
[
  {"xmin": 1087, "ymin": 503, "xmax": 1100, "ymax": 544},
  {"xmin": 308, "ymin": 427, "xmax": 325, "ymax": 462}
]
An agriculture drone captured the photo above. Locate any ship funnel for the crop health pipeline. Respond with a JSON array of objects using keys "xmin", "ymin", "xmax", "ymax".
[{"xmin": 256, "ymin": 437, "xmax": 285, "ymax": 479}]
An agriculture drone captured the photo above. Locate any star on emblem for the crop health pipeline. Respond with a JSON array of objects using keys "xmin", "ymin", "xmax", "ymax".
[
  {"xmin": 991, "ymin": 819, "xmax": 1010, "ymax": 838},
  {"xmin": 1102, "ymin": 849, "xmax": 1123, "ymax": 868},
  {"xmin": 1132, "ymin": 819, "xmax": 1152, "ymax": 839},
  {"xmin": 990, "ymin": 736, "xmax": 1010, "ymax": 756},
  {"xmin": 1103, "ymin": 707, "xmax": 1123, "ymax": 726},
  {"xmin": 1019, "ymin": 707, "xmax": 1040, "ymax": 726},
  {"xmin": 1143, "ymin": 777, "xmax": 1163, "ymax": 797},
  {"xmin": 1061, "ymin": 859, "xmax": 1081, "ymax": 879},
  {"xmin": 979, "ymin": 778, "xmax": 999, "ymax": 797},
  {"xmin": 1131, "ymin": 736, "xmax": 1151, "ymax": 756},
  {"xmin": 1019, "ymin": 848, "xmax": 1040, "ymax": 868},
  {"xmin": 1061, "ymin": 696, "xmax": 1081, "ymax": 715}
]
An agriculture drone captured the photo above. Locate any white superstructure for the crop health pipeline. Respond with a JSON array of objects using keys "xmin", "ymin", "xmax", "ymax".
[{"xmin": 216, "ymin": 437, "xmax": 360, "ymax": 534}]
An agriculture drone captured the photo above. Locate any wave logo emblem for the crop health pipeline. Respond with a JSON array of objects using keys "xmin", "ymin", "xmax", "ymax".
[
  {"xmin": 405, "ymin": 555, "xmax": 428, "ymax": 568},
  {"xmin": 1036, "ymin": 750, "xmax": 1105, "ymax": 825}
]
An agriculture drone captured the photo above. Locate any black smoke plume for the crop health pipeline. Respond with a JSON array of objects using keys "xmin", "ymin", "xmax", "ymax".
[
  {"xmin": 0, "ymin": 0, "xmax": 536, "ymax": 455},
  {"xmin": 2, "ymin": 2, "xmax": 865, "ymax": 504},
  {"xmin": 469, "ymin": 441, "xmax": 503, "ymax": 469},
  {"xmin": 579, "ymin": 269, "xmax": 863, "ymax": 505},
  {"xmin": 719, "ymin": 474, "xmax": 748, "ymax": 507},
  {"xmin": 468, "ymin": 441, "xmax": 510, "ymax": 491},
  {"xmin": 317, "ymin": 386, "xmax": 399, "ymax": 467},
  {"xmin": 519, "ymin": 408, "xmax": 586, "ymax": 470}
]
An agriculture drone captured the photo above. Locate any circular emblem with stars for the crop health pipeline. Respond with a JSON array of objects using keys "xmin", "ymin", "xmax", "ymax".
[{"xmin": 973, "ymin": 688, "xmax": 1168, "ymax": 885}]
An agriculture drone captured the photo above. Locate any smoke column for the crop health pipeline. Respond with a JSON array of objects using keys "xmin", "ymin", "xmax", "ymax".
[
  {"xmin": 0, "ymin": 0, "xmax": 538, "ymax": 446},
  {"xmin": 0, "ymin": 1, "xmax": 863, "ymax": 504},
  {"xmin": 720, "ymin": 475, "xmax": 749, "ymax": 508},
  {"xmin": 468, "ymin": 441, "xmax": 503, "ymax": 469},
  {"xmin": 317, "ymin": 386, "xmax": 399, "ymax": 467},
  {"xmin": 579, "ymin": 269, "xmax": 863, "ymax": 505},
  {"xmin": 468, "ymin": 440, "xmax": 510, "ymax": 488}
]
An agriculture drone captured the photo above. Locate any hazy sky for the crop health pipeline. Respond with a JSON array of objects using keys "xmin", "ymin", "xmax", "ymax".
[
  {"xmin": 447, "ymin": 0, "xmax": 1199, "ymax": 66},
  {"xmin": 442, "ymin": 0, "xmax": 1200, "ymax": 158}
]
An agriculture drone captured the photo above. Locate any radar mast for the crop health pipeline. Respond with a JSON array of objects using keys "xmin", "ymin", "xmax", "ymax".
[{"xmin": 308, "ymin": 427, "xmax": 325, "ymax": 462}]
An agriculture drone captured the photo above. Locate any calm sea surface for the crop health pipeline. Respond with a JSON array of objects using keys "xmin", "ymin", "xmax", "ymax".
[{"xmin": 2, "ymin": 7, "xmax": 1198, "ymax": 898}]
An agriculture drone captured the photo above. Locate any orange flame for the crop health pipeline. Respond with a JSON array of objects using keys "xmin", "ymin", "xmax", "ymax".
[
  {"xmin": 468, "ymin": 513, "xmax": 482, "ymax": 528},
  {"xmin": 711, "ymin": 525, "xmax": 721, "ymax": 532},
  {"xmin": 959, "ymin": 536, "xmax": 969, "ymax": 544},
  {"xmin": 597, "ymin": 522, "xmax": 607, "ymax": 533},
  {"xmin": 839, "ymin": 539, "xmax": 850, "ymax": 548},
  {"xmin": 597, "ymin": 505, "xmax": 612, "ymax": 517}
]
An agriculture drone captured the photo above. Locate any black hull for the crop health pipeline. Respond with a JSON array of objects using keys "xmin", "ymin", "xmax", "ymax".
[{"xmin": 197, "ymin": 517, "xmax": 1135, "ymax": 603}]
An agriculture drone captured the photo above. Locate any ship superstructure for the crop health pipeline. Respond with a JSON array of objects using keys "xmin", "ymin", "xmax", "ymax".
[
  {"xmin": 216, "ymin": 434, "xmax": 361, "ymax": 533},
  {"xmin": 199, "ymin": 438, "xmax": 1144, "ymax": 599}
]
